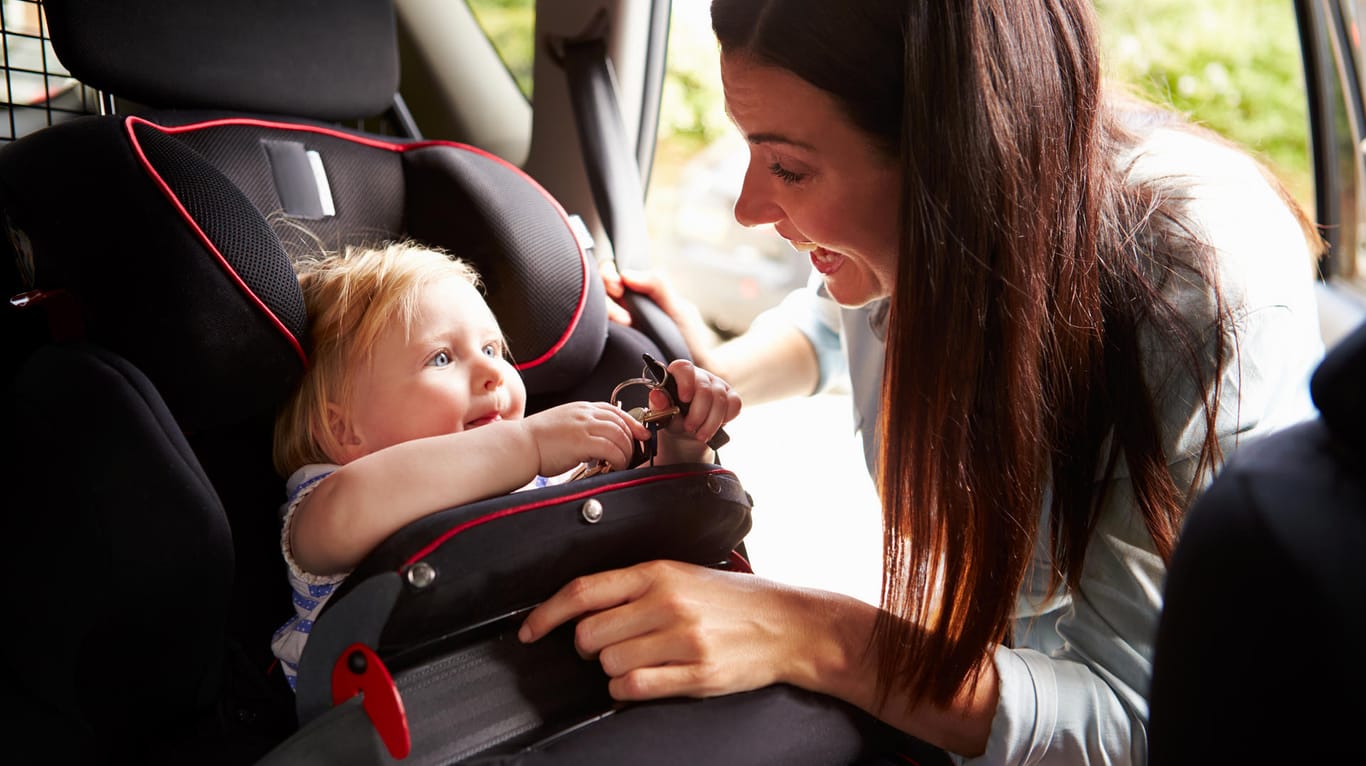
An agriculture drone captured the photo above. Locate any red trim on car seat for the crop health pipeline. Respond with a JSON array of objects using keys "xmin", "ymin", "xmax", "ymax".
[
  {"xmin": 123, "ymin": 116, "xmax": 308, "ymax": 366},
  {"xmin": 127, "ymin": 116, "xmax": 592, "ymax": 372},
  {"xmin": 403, "ymin": 467, "xmax": 735, "ymax": 568}
]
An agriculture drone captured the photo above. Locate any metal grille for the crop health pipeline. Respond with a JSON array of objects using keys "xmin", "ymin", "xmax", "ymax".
[{"xmin": 1, "ymin": 0, "xmax": 99, "ymax": 142}]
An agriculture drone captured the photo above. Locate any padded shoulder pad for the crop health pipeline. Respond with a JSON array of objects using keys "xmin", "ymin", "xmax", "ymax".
[{"xmin": 404, "ymin": 144, "xmax": 608, "ymax": 396}]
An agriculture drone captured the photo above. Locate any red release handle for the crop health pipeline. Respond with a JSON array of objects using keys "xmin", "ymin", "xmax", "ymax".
[{"xmin": 331, "ymin": 643, "xmax": 411, "ymax": 759}]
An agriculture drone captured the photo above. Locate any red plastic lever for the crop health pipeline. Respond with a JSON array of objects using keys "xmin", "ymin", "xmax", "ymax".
[{"xmin": 331, "ymin": 643, "xmax": 411, "ymax": 759}]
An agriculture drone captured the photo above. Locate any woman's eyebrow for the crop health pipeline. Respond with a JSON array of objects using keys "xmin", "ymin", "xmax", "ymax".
[{"xmin": 746, "ymin": 132, "xmax": 817, "ymax": 151}]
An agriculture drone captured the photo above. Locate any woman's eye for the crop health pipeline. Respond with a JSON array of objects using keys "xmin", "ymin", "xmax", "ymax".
[
  {"xmin": 428, "ymin": 350, "xmax": 451, "ymax": 368},
  {"xmin": 768, "ymin": 161, "xmax": 807, "ymax": 184}
]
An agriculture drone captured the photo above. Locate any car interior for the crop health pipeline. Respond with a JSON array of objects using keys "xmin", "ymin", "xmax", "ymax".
[{"xmin": 1, "ymin": 0, "xmax": 1363, "ymax": 764}]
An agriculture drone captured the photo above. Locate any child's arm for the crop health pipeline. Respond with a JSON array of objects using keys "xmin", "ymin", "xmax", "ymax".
[
  {"xmin": 651, "ymin": 359, "xmax": 743, "ymax": 465},
  {"xmin": 290, "ymin": 402, "xmax": 650, "ymax": 575}
]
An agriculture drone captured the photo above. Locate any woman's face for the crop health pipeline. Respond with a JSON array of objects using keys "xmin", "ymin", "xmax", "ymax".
[{"xmin": 721, "ymin": 52, "xmax": 902, "ymax": 308}]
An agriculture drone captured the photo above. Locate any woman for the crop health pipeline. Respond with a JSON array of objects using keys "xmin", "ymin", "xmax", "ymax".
[{"xmin": 523, "ymin": 0, "xmax": 1325, "ymax": 761}]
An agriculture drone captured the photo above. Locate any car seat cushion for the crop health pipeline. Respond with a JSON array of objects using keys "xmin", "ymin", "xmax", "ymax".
[
  {"xmin": 1310, "ymin": 318, "xmax": 1366, "ymax": 444},
  {"xmin": 2, "ymin": 344, "xmax": 234, "ymax": 740},
  {"xmin": 0, "ymin": 116, "xmax": 309, "ymax": 434}
]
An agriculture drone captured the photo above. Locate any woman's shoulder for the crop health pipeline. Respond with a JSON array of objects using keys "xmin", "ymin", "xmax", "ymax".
[
  {"xmin": 1122, "ymin": 123, "xmax": 1269, "ymax": 194},
  {"xmin": 1127, "ymin": 124, "xmax": 1318, "ymax": 314}
]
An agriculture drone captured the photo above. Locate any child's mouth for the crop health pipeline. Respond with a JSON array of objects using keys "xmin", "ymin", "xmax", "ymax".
[{"xmin": 465, "ymin": 413, "xmax": 501, "ymax": 429}]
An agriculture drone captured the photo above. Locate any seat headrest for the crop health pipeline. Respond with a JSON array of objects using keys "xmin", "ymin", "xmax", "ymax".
[
  {"xmin": 1310, "ymin": 318, "xmax": 1366, "ymax": 446},
  {"xmin": 43, "ymin": 0, "xmax": 399, "ymax": 121}
]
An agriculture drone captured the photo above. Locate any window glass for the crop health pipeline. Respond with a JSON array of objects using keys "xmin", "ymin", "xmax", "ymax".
[
  {"xmin": 1096, "ymin": 0, "xmax": 1312, "ymax": 207},
  {"xmin": 465, "ymin": 0, "xmax": 535, "ymax": 99},
  {"xmin": 647, "ymin": 3, "xmax": 792, "ymax": 340}
]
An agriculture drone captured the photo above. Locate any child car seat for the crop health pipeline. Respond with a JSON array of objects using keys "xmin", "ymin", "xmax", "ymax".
[{"xmin": 0, "ymin": 1, "xmax": 936, "ymax": 763}]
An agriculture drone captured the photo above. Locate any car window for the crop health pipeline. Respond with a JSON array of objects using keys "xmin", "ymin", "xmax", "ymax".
[
  {"xmin": 465, "ymin": 0, "xmax": 534, "ymax": 99},
  {"xmin": 0, "ymin": 0, "xmax": 98, "ymax": 142}
]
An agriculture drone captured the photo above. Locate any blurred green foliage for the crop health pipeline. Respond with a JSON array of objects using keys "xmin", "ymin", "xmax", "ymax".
[
  {"xmin": 465, "ymin": 0, "xmax": 1310, "ymax": 203},
  {"xmin": 1095, "ymin": 0, "xmax": 1311, "ymax": 204},
  {"xmin": 465, "ymin": 0, "xmax": 535, "ymax": 98}
]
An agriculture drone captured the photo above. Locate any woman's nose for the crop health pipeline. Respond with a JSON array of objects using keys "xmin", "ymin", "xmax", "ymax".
[{"xmin": 733, "ymin": 162, "xmax": 782, "ymax": 228}]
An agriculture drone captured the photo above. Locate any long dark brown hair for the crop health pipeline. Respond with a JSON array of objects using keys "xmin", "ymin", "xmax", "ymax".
[{"xmin": 713, "ymin": 0, "xmax": 1313, "ymax": 710}]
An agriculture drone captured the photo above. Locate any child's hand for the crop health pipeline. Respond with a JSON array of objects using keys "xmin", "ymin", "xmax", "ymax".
[
  {"xmin": 522, "ymin": 401, "xmax": 651, "ymax": 477},
  {"xmin": 651, "ymin": 359, "xmax": 741, "ymax": 463}
]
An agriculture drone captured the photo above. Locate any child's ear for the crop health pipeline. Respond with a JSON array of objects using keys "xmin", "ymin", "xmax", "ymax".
[{"xmin": 321, "ymin": 402, "xmax": 365, "ymax": 464}]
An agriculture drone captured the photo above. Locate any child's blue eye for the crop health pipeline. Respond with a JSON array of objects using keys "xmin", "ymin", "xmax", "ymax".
[
  {"xmin": 429, "ymin": 351, "xmax": 451, "ymax": 367},
  {"xmin": 482, "ymin": 343, "xmax": 500, "ymax": 358}
]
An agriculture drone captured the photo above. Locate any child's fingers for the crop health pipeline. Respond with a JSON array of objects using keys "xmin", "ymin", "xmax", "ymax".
[{"xmin": 607, "ymin": 403, "xmax": 652, "ymax": 441}]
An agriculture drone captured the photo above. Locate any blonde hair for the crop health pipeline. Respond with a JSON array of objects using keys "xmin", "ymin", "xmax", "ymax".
[{"xmin": 273, "ymin": 241, "xmax": 481, "ymax": 477}]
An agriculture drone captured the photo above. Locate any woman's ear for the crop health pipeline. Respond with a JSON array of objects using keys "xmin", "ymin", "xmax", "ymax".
[{"xmin": 321, "ymin": 401, "xmax": 366, "ymax": 464}]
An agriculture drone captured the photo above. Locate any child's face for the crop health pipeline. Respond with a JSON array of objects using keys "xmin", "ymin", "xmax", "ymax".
[{"xmin": 333, "ymin": 275, "xmax": 527, "ymax": 461}]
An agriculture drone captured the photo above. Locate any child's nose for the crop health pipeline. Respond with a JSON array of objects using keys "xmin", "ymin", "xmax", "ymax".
[{"xmin": 476, "ymin": 357, "xmax": 503, "ymax": 391}]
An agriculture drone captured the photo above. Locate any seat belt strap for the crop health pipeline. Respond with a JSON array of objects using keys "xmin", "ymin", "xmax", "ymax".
[{"xmin": 557, "ymin": 30, "xmax": 692, "ymax": 363}]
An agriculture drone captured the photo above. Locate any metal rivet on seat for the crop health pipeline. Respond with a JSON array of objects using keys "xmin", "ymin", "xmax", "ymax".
[
  {"xmin": 581, "ymin": 498, "xmax": 604, "ymax": 524},
  {"xmin": 406, "ymin": 561, "xmax": 436, "ymax": 589}
]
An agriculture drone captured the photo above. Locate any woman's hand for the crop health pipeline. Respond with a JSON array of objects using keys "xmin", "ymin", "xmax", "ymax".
[
  {"xmin": 600, "ymin": 261, "xmax": 722, "ymax": 365},
  {"xmin": 519, "ymin": 561, "xmax": 822, "ymax": 700},
  {"xmin": 652, "ymin": 359, "xmax": 741, "ymax": 462}
]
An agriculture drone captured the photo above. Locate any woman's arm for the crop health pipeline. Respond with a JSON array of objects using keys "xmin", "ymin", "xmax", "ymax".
[
  {"xmin": 605, "ymin": 265, "xmax": 823, "ymax": 405},
  {"xmin": 517, "ymin": 561, "xmax": 998, "ymax": 757},
  {"xmin": 290, "ymin": 402, "xmax": 648, "ymax": 575}
]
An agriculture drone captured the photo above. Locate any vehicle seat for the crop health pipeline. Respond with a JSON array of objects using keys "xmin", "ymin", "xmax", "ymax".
[
  {"xmin": 1147, "ymin": 318, "xmax": 1366, "ymax": 763},
  {"xmin": 0, "ymin": 0, "xmax": 674, "ymax": 761}
]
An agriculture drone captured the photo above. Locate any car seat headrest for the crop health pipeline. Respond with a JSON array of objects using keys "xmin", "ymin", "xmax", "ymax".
[
  {"xmin": 1310, "ymin": 319, "xmax": 1366, "ymax": 447},
  {"xmin": 43, "ymin": 0, "xmax": 399, "ymax": 121}
]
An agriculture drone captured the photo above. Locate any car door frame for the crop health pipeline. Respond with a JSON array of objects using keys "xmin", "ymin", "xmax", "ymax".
[{"xmin": 1298, "ymin": 0, "xmax": 1366, "ymax": 344}]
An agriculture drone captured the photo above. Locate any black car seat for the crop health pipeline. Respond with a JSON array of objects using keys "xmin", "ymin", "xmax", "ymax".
[
  {"xmin": 0, "ymin": 0, "xmax": 690, "ymax": 761},
  {"xmin": 1147, "ymin": 318, "xmax": 1366, "ymax": 764}
]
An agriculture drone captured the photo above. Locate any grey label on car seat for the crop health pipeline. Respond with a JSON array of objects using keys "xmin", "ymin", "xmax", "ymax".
[{"xmin": 263, "ymin": 139, "xmax": 336, "ymax": 219}]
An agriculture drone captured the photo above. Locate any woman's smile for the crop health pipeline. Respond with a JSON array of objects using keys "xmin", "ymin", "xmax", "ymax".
[{"xmin": 809, "ymin": 246, "xmax": 846, "ymax": 276}]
